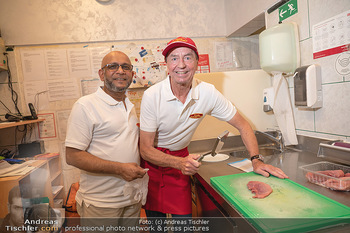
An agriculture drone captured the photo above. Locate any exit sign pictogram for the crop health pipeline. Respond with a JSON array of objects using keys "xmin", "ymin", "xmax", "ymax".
[{"xmin": 279, "ymin": 0, "xmax": 298, "ymax": 22}]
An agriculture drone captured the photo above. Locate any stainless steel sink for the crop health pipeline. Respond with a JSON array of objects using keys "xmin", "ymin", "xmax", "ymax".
[{"xmin": 229, "ymin": 147, "xmax": 280, "ymax": 158}]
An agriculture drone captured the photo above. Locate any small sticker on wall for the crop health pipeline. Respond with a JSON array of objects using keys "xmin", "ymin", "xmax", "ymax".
[{"xmin": 335, "ymin": 52, "xmax": 350, "ymax": 75}]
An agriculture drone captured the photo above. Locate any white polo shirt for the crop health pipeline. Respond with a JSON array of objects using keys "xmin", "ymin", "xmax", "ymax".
[
  {"xmin": 65, "ymin": 87, "xmax": 140, "ymax": 208},
  {"xmin": 140, "ymin": 76, "xmax": 236, "ymax": 151}
]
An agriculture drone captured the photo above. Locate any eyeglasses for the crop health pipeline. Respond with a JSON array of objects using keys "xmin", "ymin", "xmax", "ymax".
[{"xmin": 102, "ymin": 63, "xmax": 133, "ymax": 72}]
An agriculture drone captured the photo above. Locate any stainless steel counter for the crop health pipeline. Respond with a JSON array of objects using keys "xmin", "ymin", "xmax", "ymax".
[
  {"xmin": 188, "ymin": 134, "xmax": 350, "ymax": 232},
  {"xmin": 196, "ymin": 148, "xmax": 350, "ymax": 207}
]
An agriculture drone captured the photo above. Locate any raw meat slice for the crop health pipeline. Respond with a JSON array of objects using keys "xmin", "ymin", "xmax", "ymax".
[
  {"xmin": 345, "ymin": 173, "xmax": 350, "ymax": 177},
  {"xmin": 317, "ymin": 170, "xmax": 345, "ymax": 178},
  {"xmin": 305, "ymin": 172, "xmax": 328, "ymax": 184},
  {"xmin": 324, "ymin": 177, "xmax": 350, "ymax": 191},
  {"xmin": 305, "ymin": 170, "xmax": 345, "ymax": 185},
  {"xmin": 247, "ymin": 181, "xmax": 273, "ymax": 198}
]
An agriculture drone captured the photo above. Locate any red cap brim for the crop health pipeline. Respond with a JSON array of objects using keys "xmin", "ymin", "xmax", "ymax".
[{"xmin": 162, "ymin": 41, "xmax": 199, "ymax": 58}]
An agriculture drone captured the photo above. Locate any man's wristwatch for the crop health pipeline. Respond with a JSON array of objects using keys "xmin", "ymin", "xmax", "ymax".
[{"xmin": 250, "ymin": 154, "xmax": 264, "ymax": 162}]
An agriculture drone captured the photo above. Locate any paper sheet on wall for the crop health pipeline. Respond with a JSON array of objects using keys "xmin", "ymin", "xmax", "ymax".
[
  {"xmin": 89, "ymin": 46, "xmax": 111, "ymax": 77},
  {"xmin": 56, "ymin": 110, "xmax": 71, "ymax": 141},
  {"xmin": 67, "ymin": 48, "xmax": 92, "ymax": 77},
  {"xmin": 47, "ymin": 79, "xmax": 80, "ymax": 101},
  {"xmin": 272, "ymin": 72, "xmax": 298, "ymax": 145},
  {"xmin": 81, "ymin": 78, "xmax": 101, "ymax": 96},
  {"xmin": 312, "ymin": 9, "xmax": 350, "ymax": 59},
  {"xmin": 24, "ymin": 81, "xmax": 49, "ymax": 111},
  {"xmin": 215, "ymin": 41, "xmax": 234, "ymax": 69},
  {"xmin": 20, "ymin": 50, "xmax": 47, "ymax": 81},
  {"xmin": 37, "ymin": 113, "xmax": 57, "ymax": 139},
  {"xmin": 197, "ymin": 54, "xmax": 210, "ymax": 73},
  {"xmin": 44, "ymin": 49, "xmax": 69, "ymax": 79}
]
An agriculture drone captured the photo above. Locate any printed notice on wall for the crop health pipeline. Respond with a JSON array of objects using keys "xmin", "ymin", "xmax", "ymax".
[
  {"xmin": 37, "ymin": 113, "xmax": 57, "ymax": 139},
  {"xmin": 312, "ymin": 10, "xmax": 350, "ymax": 59},
  {"xmin": 23, "ymin": 81, "xmax": 49, "ymax": 111},
  {"xmin": 67, "ymin": 48, "xmax": 92, "ymax": 77},
  {"xmin": 47, "ymin": 79, "xmax": 80, "ymax": 101},
  {"xmin": 215, "ymin": 41, "xmax": 234, "ymax": 69},
  {"xmin": 44, "ymin": 49, "xmax": 69, "ymax": 79},
  {"xmin": 89, "ymin": 46, "xmax": 111, "ymax": 77},
  {"xmin": 81, "ymin": 78, "xmax": 101, "ymax": 96},
  {"xmin": 197, "ymin": 54, "xmax": 210, "ymax": 73},
  {"xmin": 56, "ymin": 110, "xmax": 71, "ymax": 141},
  {"xmin": 20, "ymin": 50, "xmax": 47, "ymax": 81}
]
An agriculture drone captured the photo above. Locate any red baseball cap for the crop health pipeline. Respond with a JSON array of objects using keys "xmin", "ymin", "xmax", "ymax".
[{"xmin": 162, "ymin": 37, "xmax": 199, "ymax": 58}]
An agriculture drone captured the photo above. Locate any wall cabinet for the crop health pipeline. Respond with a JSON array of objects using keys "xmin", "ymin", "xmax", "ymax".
[{"xmin": 225, "ymin": 0, "xmax": 278, "ymax": 37}]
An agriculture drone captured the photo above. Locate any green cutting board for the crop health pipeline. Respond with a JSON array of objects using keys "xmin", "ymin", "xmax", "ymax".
[{"xmin": 210, "ymin": 172, "xmax": 350, "ymax": 233}]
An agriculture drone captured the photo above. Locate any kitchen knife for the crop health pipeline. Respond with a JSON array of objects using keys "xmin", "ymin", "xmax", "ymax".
[{"xmin": 197, "ymin": 130, "xmax": 229, "ymax": 162}]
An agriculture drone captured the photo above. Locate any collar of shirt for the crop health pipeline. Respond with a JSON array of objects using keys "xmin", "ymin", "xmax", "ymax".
[
  {"xmin": 163, "ymin": 76, "xmax": 200, "ymax": 102},
  {"xmin": 96, "ymin": 86, "xmax": 128, "ymax": 106}
]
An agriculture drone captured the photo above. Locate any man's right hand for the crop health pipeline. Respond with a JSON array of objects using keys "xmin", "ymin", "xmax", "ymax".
[
  {"xmin": 119, "ymin": 163, "xmax": 147, "ymax": 181},
  {"xmin": 180, "ymin": 154, "xmax": 201, "ymax": 176}
]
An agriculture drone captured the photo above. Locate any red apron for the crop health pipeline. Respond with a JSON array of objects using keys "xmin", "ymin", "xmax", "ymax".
[{"xmin": 142, "ymin": 147, "xmax": 192, "ymax": 215}]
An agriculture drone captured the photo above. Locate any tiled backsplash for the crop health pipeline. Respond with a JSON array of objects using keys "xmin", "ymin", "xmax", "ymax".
[{"xmin": 265, "ymin": 0, "xmax": 350, "ymax": 142}]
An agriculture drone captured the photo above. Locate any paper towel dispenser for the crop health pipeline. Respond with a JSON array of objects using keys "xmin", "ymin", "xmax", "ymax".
[
  {"xmin": 294, "ymin": 64, "xmax": 322, "ymax": 108},
  {"xmin": 259, "ymin": 22, "xmax": 300, "ymax": 74}
]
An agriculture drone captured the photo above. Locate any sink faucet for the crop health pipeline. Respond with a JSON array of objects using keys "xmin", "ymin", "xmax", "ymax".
[{"xmin": 255, "ymin": 130, "xmax": 284, "ymax": 152}]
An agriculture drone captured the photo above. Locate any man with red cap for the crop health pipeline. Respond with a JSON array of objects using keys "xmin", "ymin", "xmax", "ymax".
[{"xmin": 140, "ymin": 37, "xmax": 288, "ymax": 222}]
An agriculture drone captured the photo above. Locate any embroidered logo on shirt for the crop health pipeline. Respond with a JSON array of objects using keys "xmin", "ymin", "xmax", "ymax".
[{"xmin": 189, "ymin": 113, "xmax": 203, "ymax": 119}]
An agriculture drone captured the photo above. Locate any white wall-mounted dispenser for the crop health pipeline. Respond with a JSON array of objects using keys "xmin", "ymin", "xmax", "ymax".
[
  {"xmin": 294, "ymin": 64, "xmax": 322, "ymax": 108},
  {"xmin": 263, "ymin": 87, "xmax": 274, "ymax": 112},
  {"xmin": 259, "ymin": 22, "xmax": 300, "ymax": 74}
]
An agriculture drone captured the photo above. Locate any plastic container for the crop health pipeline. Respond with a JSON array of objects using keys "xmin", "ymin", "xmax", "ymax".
[
  {"xmin": 259, "ymin": 22, "xmax": 300, "ymax": 74},
  {"xmin": 299, "ymin": 161, "xmax": 350, "ymax": 191}
]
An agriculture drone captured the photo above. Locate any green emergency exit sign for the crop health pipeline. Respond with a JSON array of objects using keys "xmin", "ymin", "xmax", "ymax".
[{"xmin": 279, "ymin": 0, "xmax": 298, "ymax": 22}]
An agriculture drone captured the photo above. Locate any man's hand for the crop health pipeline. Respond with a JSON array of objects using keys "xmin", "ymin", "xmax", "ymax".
[
  {"xmin": 252, "ymin": 160, "xmax": 289, "ymax": 179},
  {"xmin": 119, "ymin": 163, "xmax": 147, "ymax": 182},
  {"xmin": 179, "ymin": 154, "xmax": 201, "ymax": 176}
]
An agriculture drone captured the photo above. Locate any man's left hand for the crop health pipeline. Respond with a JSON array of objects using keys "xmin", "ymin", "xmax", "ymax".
[{"xmin": 252, "ymin": 160, "xmax": 289, "ymax": 179}]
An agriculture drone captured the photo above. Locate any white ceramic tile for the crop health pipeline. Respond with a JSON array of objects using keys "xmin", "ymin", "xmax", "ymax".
[
  {"xmin": 318, "ymin": 54, "xmax": 347, "ymax": 83},
  {"xmin": 290, "ymin": 85, "xmax": 316, "ymax": 132},
  {"xmin": 315, "ymin": 82, "xmax": 350, "ymax": 137},
  {"xmin": 299, "ymin": 38, "xmax": 314, "ymax": 67},
  {"xmin": 265, "ymin": 0, "xmax": 350, "ymax": 140},
  {"xmin": 309, "ymin": 0, "xmax": 350, "ymax": 27}
]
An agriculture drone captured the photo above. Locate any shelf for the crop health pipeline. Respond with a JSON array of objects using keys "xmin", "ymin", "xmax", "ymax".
[
  {"xmin": 50, "ymin": 171, "xmax": 62, "ymax": 182},
  {"xmin": 0, "ymin": 119, "xmax": 44, "ymax": 129},
  {"xmin": 52, "ymin": 185, "xmax": 64, "ymax": 198}
]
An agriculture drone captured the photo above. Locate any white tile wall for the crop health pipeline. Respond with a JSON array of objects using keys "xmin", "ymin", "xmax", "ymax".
[{"xmin": 265, "ymin": 0, "xmax": 350, "ymax": 141}]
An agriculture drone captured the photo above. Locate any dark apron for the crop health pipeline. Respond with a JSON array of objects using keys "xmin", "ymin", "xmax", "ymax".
[{"xmin": 142, "ymin": 147, "xmax": 192, "ymax": 215}]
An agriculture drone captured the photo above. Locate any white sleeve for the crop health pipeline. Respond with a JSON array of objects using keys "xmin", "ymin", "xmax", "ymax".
[
  {"xmin": 65, "ymin": 102, "xmax": 93, "ymax": 150},
  {"xmin": 209, "ymin": 88, "xmax": 237, "ymax": 121},
  {"xmin": 140, "ymin": 90, "xmax": 158, "ymax": 132}
]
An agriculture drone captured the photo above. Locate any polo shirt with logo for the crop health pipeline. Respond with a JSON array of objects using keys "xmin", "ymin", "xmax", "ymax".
[{"xmin": 140, "ymin": 76, "xmax": 236, "ymax": 151}]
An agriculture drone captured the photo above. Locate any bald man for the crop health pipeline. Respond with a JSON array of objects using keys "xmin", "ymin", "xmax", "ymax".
[{"xmin": 65, "ymin": 51, "xmax": 146, "ymax": 230}]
